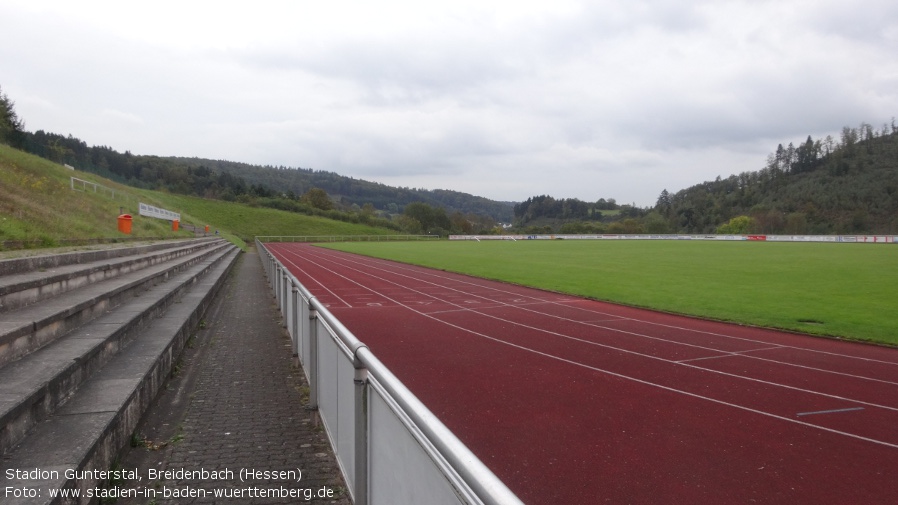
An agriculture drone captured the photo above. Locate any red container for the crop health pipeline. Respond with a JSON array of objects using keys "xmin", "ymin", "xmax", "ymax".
[{"xmin": 117, "ymin": 214, "xmax": 132, "ymax": 234}]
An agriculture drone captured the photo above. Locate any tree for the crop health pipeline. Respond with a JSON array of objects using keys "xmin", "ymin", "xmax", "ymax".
[
  {"xmin": 717, "ymin": 216, "xmax": 754, "ymax": 234},
  {"xmin": 643, "ymin": 212, "xmax": 670, "ymax": 233},
  {"xmin": 772, "ymin": 144, "xmax": 786, "ymax": 173},
  {"xmin": 394, "ymin": 214, "xmax": 423, "ymax": 234},
  {"xmin": 794, "ymin": 136, "xmax": 818, "ymax": 173},
  {"xmin": 0, "ymin": 85, "xmax": 26, "ymax": 149},
  {"xmin": 824, "ymin": 135, "xmax": 835, "ymax": 155},
  {"xmin": 655, "ymin": 189, "xmax": 672, "ymax": 217},
  {"xmin": 449, "ymin": 211, "xmax": 474, "ymax": 234},
  {"xmin": 403, "ymin": 201, "xmax": 451, "ymax": 234},
  {"xmin": 841, "ymin": 126, "xmax": 858, "ymax": 154},
  {"xmin": 301, "ymin": 188, "xmax": 334, "ymax": 210}
]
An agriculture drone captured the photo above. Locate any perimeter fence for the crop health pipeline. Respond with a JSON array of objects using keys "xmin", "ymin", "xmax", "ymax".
[
  {"xmin": 450, "ymin": 234, "xmax": 898, "ymax": 243},
  {"xmin": 257, "ymin": 234, "xmax": 439, "ymax": 243},
  {"xmin": 256, "ymin": 238, "xmax": 522, "ymax": 505},
  {"xmin": 70, "ymin": 176, "xmax": 121, "ymax": 200}
]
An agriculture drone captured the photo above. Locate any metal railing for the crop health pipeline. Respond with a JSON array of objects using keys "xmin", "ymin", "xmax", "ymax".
[
  {"xmin": 449, "ymin": 233, "xmax": 898, "ymax": 243},
  {"xmin": 257, "ymin": 235, "xmax": 440, "ymax": 243},
  {"xmin": 256, "ymin": 239, "xmax": 522, "ymax": 505},
  {"xmin": 70, "ymin": 176, "xmax": 119, "ymax": 199}
]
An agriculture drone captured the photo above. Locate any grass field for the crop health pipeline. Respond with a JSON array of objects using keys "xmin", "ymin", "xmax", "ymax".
[{"xmin": 322, "ymin": 240, "xmax": 898, "ymax": 346}]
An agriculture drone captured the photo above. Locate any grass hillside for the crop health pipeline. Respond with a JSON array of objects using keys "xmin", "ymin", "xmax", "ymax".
[{"xmin": 0, "ymin": 145, "xmax": 397, "ymax": 251}]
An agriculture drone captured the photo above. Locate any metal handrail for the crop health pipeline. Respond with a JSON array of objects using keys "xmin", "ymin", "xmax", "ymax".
[
  {"xmin": 256, "ymin": 239, "xmax": 522, "ymax": 505},
  {"xmin": 356, "ymin": 347, "xmax": 523, "ymax": 504}
]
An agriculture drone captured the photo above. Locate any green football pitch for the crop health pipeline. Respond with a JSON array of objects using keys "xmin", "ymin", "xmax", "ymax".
[{"xmin": 321, "ymin": 240, "xmax": 898, "ymax": 346}]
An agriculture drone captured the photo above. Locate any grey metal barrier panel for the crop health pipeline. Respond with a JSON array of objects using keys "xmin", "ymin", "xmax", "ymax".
[
  {"xmin": 360, "ymin": 348, "xmax": 521, "ymax": 505},
  {"xmin": 315, "ymin": 315, "xmax": 358, "ymax": 492},
  {"xmin": 256, "ymin": 240, "xmax": 523, "ymax": 505},
  {"xmin": 367, "ymin": 377, "xmax": 471, "ymax": 504}
]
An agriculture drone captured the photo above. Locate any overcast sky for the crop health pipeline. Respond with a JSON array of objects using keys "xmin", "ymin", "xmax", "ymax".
[{"xmin": 2, "ymin": 1, "xmax": 896, "ymax": 206}]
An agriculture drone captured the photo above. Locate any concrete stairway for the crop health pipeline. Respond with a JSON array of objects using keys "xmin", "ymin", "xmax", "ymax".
[{"xmin": 0, "ymin": 238, "xmax": 240, "ymax": 504}]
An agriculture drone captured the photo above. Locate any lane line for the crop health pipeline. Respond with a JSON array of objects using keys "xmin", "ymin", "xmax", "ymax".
[
  {"xmin": 797, "ymin": 407, "xmax": 865, "ymax": 417},
  {"xmin": 675, "ymin": 354, "xmax": 738, "ymax": 364},
  {"xmin": 280, "ymin": 244, "xmax": 898, "ymax": 450},
  {"xmin": 304, "ymin": 246, "xmax": 898, "ymax": 388},
  {"xmin": 268, "ymin": 245, "xmax": 354, "ymax": 308},
  {"xmin": 332, "ymin": 247, "xmax": 898, "ymax": 367},
  {"xmin": 675, "ymin": 346, "xmax": 793, "ymax": 363},
  {"xmin": 282, "ymin": 245, "xmax": 898, "ymax": 418}
]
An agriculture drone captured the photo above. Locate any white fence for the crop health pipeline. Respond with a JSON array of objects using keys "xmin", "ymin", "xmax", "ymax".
[
  {"xmin": 257, "ymin": 239, "xmax": 522, "ymax": 505},
  {"xmin": 70, "ymin": 176, "xmax": 118, "ymax": 199},
  {"xmin": 450, "ymin": 234, "xmax": 898, "ymax": 243}
]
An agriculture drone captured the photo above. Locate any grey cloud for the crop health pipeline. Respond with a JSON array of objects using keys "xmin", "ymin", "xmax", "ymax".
[
  {"xmin": 806, "ymin": 2, "xmax": 898, "ymax": 44},
  {"xmin": 3, "ymin": 1, "xmax": 896, "ymax": 207}
]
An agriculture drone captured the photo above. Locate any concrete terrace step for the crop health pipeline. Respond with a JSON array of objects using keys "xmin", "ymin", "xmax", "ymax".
[
  {"xmin": 0, "ymin": 238, "xmax": 217, "ymax": 277},
  {"xmin": 0, "ymin": 238, "xmax": 219, "ymax": 313},
  {"xmin": 0, "ymin": 244, "xmax": 239, "ymax": 505},
  {"xmin": 0, "ymin": 240, "xmax": 232, "ymax": 368},
  {"xmin": 0, "ymin": 245, "xmax": 237, "ymax": 456}
]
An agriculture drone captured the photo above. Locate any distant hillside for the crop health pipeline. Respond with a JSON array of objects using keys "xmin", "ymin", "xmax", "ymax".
[
  {"xmin": 655, "ymin": 123, "xmax": 898, "ymax": 234},
  {"xmin": 507, "ymin": 122, "xmax": 898, "ymax": 235},
  {"xmin": 15, "ymin": 126, "xmax": 513, "ymax": 223},
  {"xmin": 165, "ymin": 157, "xmax": 515, "ymax": 222},
  {"xmin": 3, "ymin": 84, "xmax": 499, "ymax": 232},
  {"xmin": 0, "ymin": 144, "xmax": 399, "ymax": 250},
  {"xmin": 17, "ymin": 123, "xmax": 898, "ymax": 235},
  {"xmin": 5, "ymin": 83, "xmax": 895, "ymax": 235}
]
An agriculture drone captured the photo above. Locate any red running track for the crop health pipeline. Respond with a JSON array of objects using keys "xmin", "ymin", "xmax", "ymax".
[{"xmin": 267, "ymin": 243, "xmax": 898, "ymax": 504}]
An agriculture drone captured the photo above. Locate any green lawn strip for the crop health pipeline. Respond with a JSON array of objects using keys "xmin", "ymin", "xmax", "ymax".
[{"xmin": 321, "ymin": 240, "xmax": 898, "ymax": 346}]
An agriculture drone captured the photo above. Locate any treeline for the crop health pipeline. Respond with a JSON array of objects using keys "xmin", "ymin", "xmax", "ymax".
[
  {"xmin": 20, "ymin": 129, "xmax": 511, "ymax": 223},
  {"xmin": 512, "ymin": 193, "xmax": 655, "ymax": 235},
  {"xmin": 23, "ymin": 131, "xmax": 253, "ymax": 197},
  {"xmin": 166, "ymin": 157, "xmax": 515, "ymax": 222},
  {"xmin": 511, "ymin": 121, "xmax": 898, "ymax": 235},
  {"xmin": 514, "ymin": 195, "xmax": 632, "ymax": 222},
  {"xmin": 6, "ymin": 83, "xmax": 896, "ymax": 236},
  {"xmin": 20, "ymin": 130, "xmax": 502, "ymax": 235},
  {"xmin": 1, "ymin": 84, "xmax": 506, "ymax": 235}
]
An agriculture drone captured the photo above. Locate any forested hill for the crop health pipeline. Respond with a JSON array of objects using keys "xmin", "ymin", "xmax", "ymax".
[
  {"xmin": 13, "ymin": 125, "xmax": 513, "ymax": 222},
  {"xmin": 1, "ymin": 82, "xmax": 514, "ymax": 224},
  {"xmin": 655, "ymin": 122, "xmax": 898, "ymax": 234},
  {"xmin": 5, "ymin": 82, "xmax": 895, "ymax": 234},
  {"xmin": 165, "ymin": 157, "xmax": 514, "ymax": 222}
]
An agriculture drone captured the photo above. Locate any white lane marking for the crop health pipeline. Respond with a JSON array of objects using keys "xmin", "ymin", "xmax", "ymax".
[
  {"xmin": 796, "ymin": 407, "xmax": 865, "ymax": 417},
  {"xmin": 269, "ymin": 245, "xmax": 353, "ymax": 308},
  {"xmin": 291, "ymin": 246, "xmax": 898, "ymax": 416},
  {"xmin": 313, "ymin": 248, "xmax": 898, "ymax": 387},
  {"xmin": 282, "ymin": 245, "xmax": 898, "ymax": 451},
  {"xmin": 334, "ymin": 248, "xmax": 898, "ymax": 368}
]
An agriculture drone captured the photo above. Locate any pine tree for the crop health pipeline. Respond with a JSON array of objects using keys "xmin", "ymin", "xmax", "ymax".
[{"xmin": 0, "ymin": 85, "xmax": 26, "ymax": 149}]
